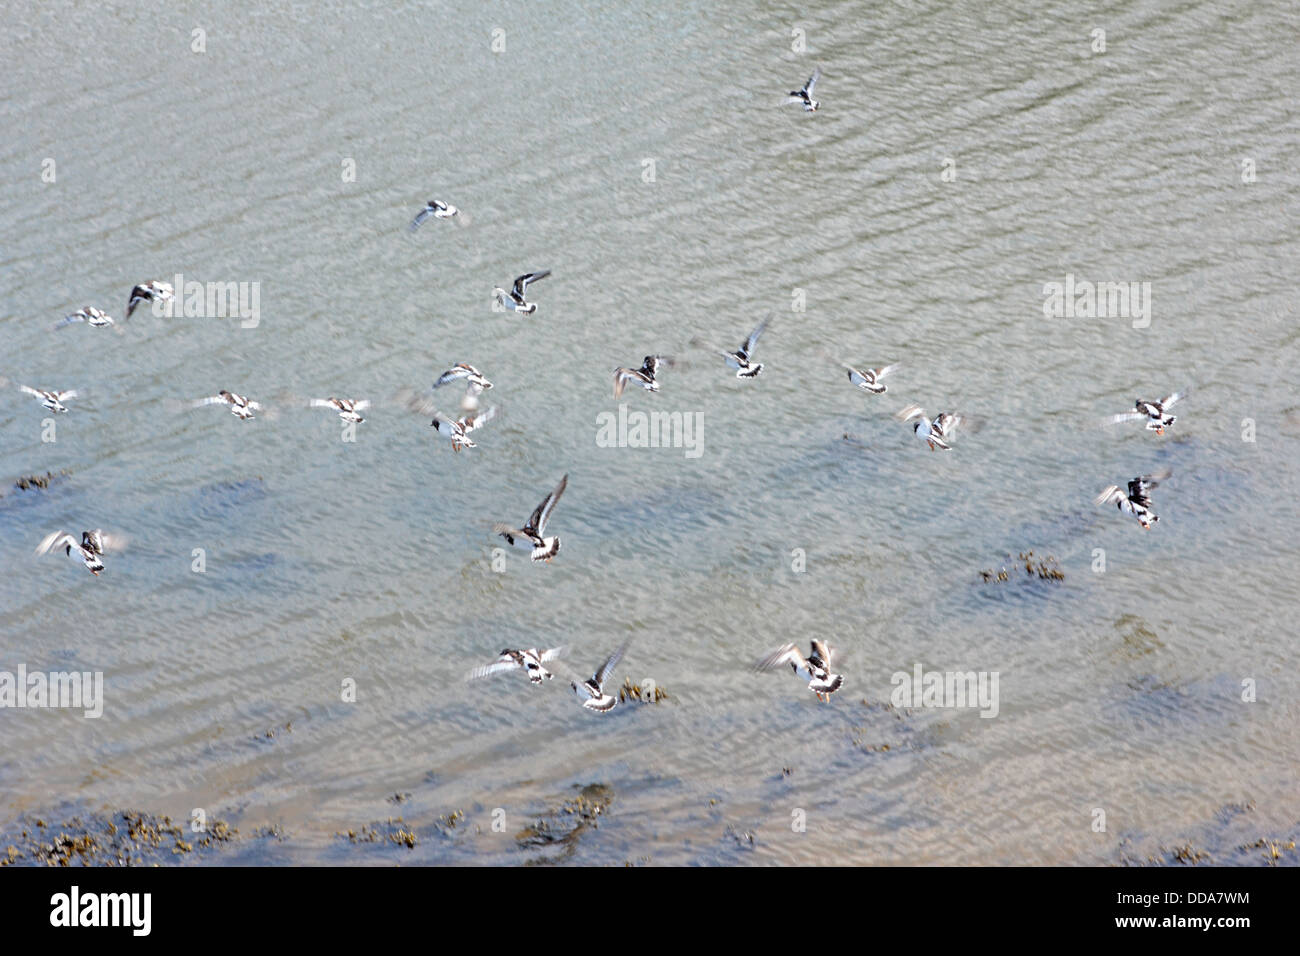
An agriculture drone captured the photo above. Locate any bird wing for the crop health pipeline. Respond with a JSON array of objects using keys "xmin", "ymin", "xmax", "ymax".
[
  {"xmin": 755, "ymin": 643, "xmax": 805, "ymax": 672},
  {"xmin": 514, "ymin": 270, "xmax": 551, "ymax": 297},
  {"xmin": 592, "ymin": 641, "xmax": 629, "ymax": 689},
  {"xmin": 539, "ymin": 647, "xmax": 565, "ymax": 663},
  {"xmin": 810, "ymin": 639, "xmax": 836, "ymax": 666},
  {"xmin": 35, "ymin": 531, "xmax": 77, "ymax": 556},
  {"xmin": 192, "ymin": 396, "xmax": 230, "ymax": 407},
  {"xmin": 466, "ymin": 660, "xmax": 519, "ymax": 681},
  {"xmin": 528, "ymin": 473, "xmax": 568, "ymax": 535},
  {"xmin": 1094, "ymin": 485, "xmax": 1124, "ymax": 507},
  {"xmin": 84, "ymin": 530, "xmax": 127, "ymax": 553},
  {"xmin": 409, "ymin": 207, "xmax": 433, "ymax": 231},
  {"xmin": 461, "ymin": 406, "xmax": 497, "ymax": 433},
  {"xmin": 1105, "ymin": 411, "xmax": 1146, "ymax": 425},
  {"xmin": 612, "ymin": 368, "xmax": 632, "ymax": 399},
  {"xmin": 895, "ymin": 404, "xmax": 926, "ymax": 423},
  {"xmin": 97, "ymin": 531, "xmax": 128, "ymax": 552},
  {"xmin": 935, "ymin": 413, "xmax": 963, "ymax": 437},
  {"xmin": 1127, "ymin": 478, "xmax": 1153, "ymax": 507},
  {"xmin": 1159, "ymin": 390, "xmax": 1184, "ymax": 409},
  {"xmin": 492, "ymin": 523, "xmax": 533, "ymax": 548},
  {"xmin": 125, "ymin": 285, "xmax": 161, "ymax": 319},
  {"xmin": 871, "ymin": 363, "xmax": 900, "ymax": 381},
  {"xmin": 805, "ymin": 68, "xmax": 821, "ymax": 94},
  {"xmin": 743, "ymin": 317, "xmax": 770, "ymax": 356},
  {"xmin": 1131, "ymin": 468, "xmax": 1172, "ymax": 497},
  {"xmin": 433, "ymin": 366, "xmax": 471, "ymax": 388}
]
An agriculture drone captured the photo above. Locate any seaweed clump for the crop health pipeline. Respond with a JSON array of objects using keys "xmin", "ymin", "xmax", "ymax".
[
  {"xmin": 339, "ymin": 817, "xmax": 418, "ymax": 849},
  {"xmin": 516, "ymin": 784, "xmax": 614, "ymax": 860},
  {"xmin": 618, "ymin": 677, "xmax": 669, "ymax": 704},
  {"xmin": 0, "ymin": 811, "xmax": 237, "ymax": 866},
  {"xmin": 980, "ymin": 550, "xmax": 1065, "ymax": 583}
]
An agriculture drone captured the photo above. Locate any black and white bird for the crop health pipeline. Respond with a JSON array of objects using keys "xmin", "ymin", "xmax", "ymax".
[
  {"xmin": 310, "ymin": 397, "xmax": 369, "ymax": 424},
  {"xmin": 841, "ymin": 361, "xmax": 900, "ymax": 394},
  {"xmin": 1095, "ymin": 469, "xmax": 1171, "ymax": 530},
  {"xmin": 494, "ymin": 474, "xmax": 568, "ymax": 563},
  {"xmin": 18, "ymin": 385, "xmax": 78, "ymax": 413},
  {"xmin": 612, "ymin": 355, "xmax": 668, "ymax": 398},
  {"xmin": 193, "ymin": 390, "xmax": 263, "ymax": 420},
  {"xmin": 126, "ymin": 280, "xmax": 175, "ymax": 319},
  {"xmin": 718, "ymin": 318, "xmax": 769, "ymax": 378},
  {"xmin": 53, "ymin": 307, "xmax": 115, "ymax": 330},
  {"xmin": 430, "ymin": 406, "xmax": 497, "ymax": 452},
  {"xmin": 1106, "ymin": 392, "xmax": 1184, "ymax": 435},
  {"xmin": 493, "ymin": 270, "xmax": 551, "ymax": 314},
  {"xmin": 789, "ymin": 67, "xmax": 821, "ymax": 111},
  {"xmin": 898, "ymin": 405, "xmax": 964, "ymax": 451},
  {"xmin": 755, "ymin": 640, "xmax": 844, "ymax": 702},
  {"xmin": 569, "ymin": 642, "xmax": 629, "ymax": 713},
  {"xmin": 409, "ymin": 199, "xmax": 459, "ymax": 230},
  {"xmin": 433, "ymin": 363, "xmax": 493, "ymax": 392},
  {"xmin": 35, "ymin": 529, "xmax": 126, "ymax": 577},
  {"xmin": 468, "ymin": 647, "xmax": 565, "ymax": 685}
]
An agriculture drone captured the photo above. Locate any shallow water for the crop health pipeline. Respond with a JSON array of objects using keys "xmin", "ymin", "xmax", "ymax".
[{"xmin": 1, "ymin": 0, "xmax": 1298, "ymax": 865}]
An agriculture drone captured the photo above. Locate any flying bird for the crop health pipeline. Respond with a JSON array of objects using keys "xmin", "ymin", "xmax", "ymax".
[
  {"xmin": 53, "ymin": 307, "xmax": 115, "ymax": 330},
  {"xmin": 898, "ymin": 404, "xmax": 964, "ymax": 450},
  {"xmin": 494, "ymin": 474, "xmax": 568, "ymax": 563},
  {"xmin": 430, "ymin": 406, "xmax": 497, "ymax": 451},
  {"xmin": 789, "ymin": 67, "xmax": 821, "ymax": 111},
  {"xmin": 569, "ymin": 642, "xmax": 629, "ymax": 713},
  {"xmin": 192, "ymin": 390, "xmax": 263, "ymax": 420},
  {"xmin": 755, "ymin": 640, "xmax": 844, "ymax": 702},
  {"xmin": 310, "ymin": 397, "xmax": 369, "ymax": 424},
  {"xmin": 1106, "ymin": 391, "xmax": 1185, "ymax": 435},
  {"xmin": 1095, "ymin": 469, "xmax": 1171, "ymax": 530},
  {"xmin": 841, "ymin": 362, "xmax": 900, "ymax": 394},
  {"xmin": 35, "ymin": 529, "xmax": 126, "ymax": 577},
  {"xmin": 410, "ymin": 199, "xmax": 459, "ymax": 230},
  {"xmin": 18, "ymin": 385, "xmax": 78, "ymax": 413},
  {"xmin": 613, "ymin": 355, "xmax": 669, "ymax": 398},
  {"xmin": 468, "ymin": 647, "xmax": 565, "ymax": 685},
  {"xmin": 718, "ymin": 318, "xmax": 770, "ymax": 378},
  {"xmin": 433, "ymin": 363, "xmax": 493, "ymax": 392},
  {"xmin": 493, "ymin": 270, "xmax": 551, "ymax": 314},
  {"xmin": 126, "ymin": 280, "xmax": 175, "ymax": 319}
]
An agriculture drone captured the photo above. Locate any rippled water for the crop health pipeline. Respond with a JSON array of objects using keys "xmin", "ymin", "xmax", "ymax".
[{"xmin": 2, "ymin": 0, "xmax": 1298, "ymax": 865}]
